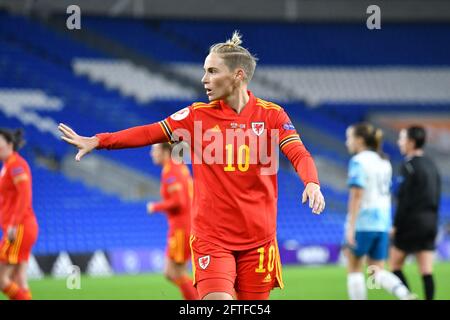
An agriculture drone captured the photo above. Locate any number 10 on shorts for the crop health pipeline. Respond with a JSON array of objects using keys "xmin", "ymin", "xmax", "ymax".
[{"xmin": 255, "ymin": 245, "xmax": 276, "ymax": 273}]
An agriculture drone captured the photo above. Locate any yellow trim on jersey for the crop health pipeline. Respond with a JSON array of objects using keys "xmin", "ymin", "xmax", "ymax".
[
  {"xmin": 193, "ymin": 104, "xmax": 217, "ymax": 110},
  {"xmin": 274, "ymin": 238, "xmax": 284, "ymax": 289},
  {"xmin": 9, "ymin": 225, "xmax": 24, "ymax": 264},
  {"xmin": 280, "ymin": 134, "xmax": 302, "ymax": 149},
  {"xmin": 256, "ymin": 104, "xmax": 282, "ymax": 111},
  {"xmin": 173, "ymin": 229, "xmax": 185, "ymax": 263},
  {"xmin": 160, "ymin": 120, "xmax": 173, "ymax": 139},
  {"xmin": 189, "ymin": 235, "xmax": 196, "ymax": 285},
  {"xmin": 192, "ymin": 102, "xmax": 206, "ymax": 106},
  {"xmin": 256, "ymin": 99, "xmax": 282, "ymax": 110},
  {"xmin": 160, "ymin": 120, "xmax": 175, "ymax": 144},
  {"xmin": 0, "ymin": 240, "xmax": 10, "ymax": 261},
  {"xmin": 256, "ymin": 98, "xmax": 272, "ymax": 105},
  {"xmin": 159, "ymin": 122, "xmax": 170, "ymax": 141},
  {"xmin": 280, "ymin": 134, "xmax": 300, "ymax": 144},
  {"xmin": 280, "ymin": 139, "xmax": 302, "ymax": 151},
  {"xmin": 163, "ymin": 120, "xmax": 173, "ymax": 135}
]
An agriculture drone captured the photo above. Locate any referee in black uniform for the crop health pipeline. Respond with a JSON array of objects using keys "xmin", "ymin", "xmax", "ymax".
[{"xmin": 390, "ymin": 125, "xmax": 441, "ymax": 300}]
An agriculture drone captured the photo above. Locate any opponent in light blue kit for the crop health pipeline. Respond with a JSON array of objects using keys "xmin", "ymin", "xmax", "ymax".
[
  {"xmin": 347, "ymin": 147, "xmax": 392, "ymax": 259},
  {"xmin": 344, "ymin": 123, "xmax": 416, "ymax": 300}
]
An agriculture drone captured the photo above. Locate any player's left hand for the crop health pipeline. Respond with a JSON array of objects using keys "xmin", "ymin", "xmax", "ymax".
[
  {"xmin": 146, "ymin": 202, "xmax": 155, "ymax": 214},
  {"xmin": 302, "ymin": 182, "xmax": 325, "ymax": 215},
  {"xmin": 7, "ymin": 225, "xmax": 17, "ymax": 243}
]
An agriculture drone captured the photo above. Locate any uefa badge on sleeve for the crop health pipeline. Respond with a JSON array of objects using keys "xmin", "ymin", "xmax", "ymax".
[
  {"xmin": 283, "ymin": 122, "xmax": 296, "ymax": 130},
  {"xmin": 198, "ymin": 255, "xmax": 210, "ymax": 269},
  {"xmin": 170, "ymin": 107, "xmax": 190, "ymax": 121}
]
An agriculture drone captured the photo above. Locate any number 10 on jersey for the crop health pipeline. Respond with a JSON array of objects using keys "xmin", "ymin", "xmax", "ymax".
[{"xmin": 224, "ymin": 144, "xmax": 250, "ymax": 172}]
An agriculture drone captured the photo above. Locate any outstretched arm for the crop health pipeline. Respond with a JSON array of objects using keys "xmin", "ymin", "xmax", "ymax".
[{"xmin": 59, "ymin": 122, "xmax": 169, "ymax": 161}]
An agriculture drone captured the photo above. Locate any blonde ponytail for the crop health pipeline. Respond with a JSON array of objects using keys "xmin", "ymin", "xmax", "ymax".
[
  {"xmin": 225, "ymin": 31, "xmax": 243, "ymax": 47},
  {"xmin": 209, "ymin": 30, "xmax": 258, "ymax": 82}
]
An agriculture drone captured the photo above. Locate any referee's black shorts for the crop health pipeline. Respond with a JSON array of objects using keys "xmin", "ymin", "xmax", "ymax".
[{"xmin": 393, "ymin": 214, "xmax": 437, "ymax": 253}]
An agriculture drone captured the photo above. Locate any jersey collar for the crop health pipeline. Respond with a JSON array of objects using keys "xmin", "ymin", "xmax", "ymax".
[{"xmin": 219, "ymin": 90, "xmax": 256, "ymax": 118}]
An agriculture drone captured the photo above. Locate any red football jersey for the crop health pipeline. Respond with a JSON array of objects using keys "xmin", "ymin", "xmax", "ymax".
[
  {"xmin": 0, "ymin": 152, "xmax": 36, "ymax": 230},
  {"xmin": 152, "ymin": 160, "xmax": 192, "ymax": 233},
  {"xmin": 97, "ymin": 91, "xmax": 319, "ymax": 250}
]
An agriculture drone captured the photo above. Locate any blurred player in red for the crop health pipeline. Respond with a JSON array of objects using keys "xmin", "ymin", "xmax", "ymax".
[
  {"xmin": 0, "ymin": 129, "xmax": 38, "ymax": 300},
  {"xmin": 147, "ymin": 142, "xmax": 197, "ymax": 300},
  {"xmin": 59, "ymin": 31, "xmax": 325, "ymax": 300}
]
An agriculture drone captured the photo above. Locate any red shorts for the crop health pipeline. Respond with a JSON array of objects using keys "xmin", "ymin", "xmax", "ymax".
[
  {"xmin": 190, "ymin": 235, "xmax": 284, "ymax": 299},
  {"xmin": 0, "ymin": 219, "xmax": 38, "ymax": 265},
  {"xmin": 166, "ymin": 228, "xmax": 191, "ymax": 264}
]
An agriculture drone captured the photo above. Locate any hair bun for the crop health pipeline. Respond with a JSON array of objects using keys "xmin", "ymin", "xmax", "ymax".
[{"xmin": 226, "ymin": 30, "xmax": 243, "ymax": 47}]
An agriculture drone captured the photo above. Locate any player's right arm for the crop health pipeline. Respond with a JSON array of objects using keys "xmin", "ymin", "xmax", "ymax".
[
  {"xmin": 59, "ymin": 106, "xmax": 194, "ymax": 161},
  {"xmin": 58, "ymin": 122, "xmax": 168, "ymax": 161}
]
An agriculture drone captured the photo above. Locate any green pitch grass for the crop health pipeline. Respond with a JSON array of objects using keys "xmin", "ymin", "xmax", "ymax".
[{"xmin": 2, "ymin": 262, "xmax": 450, "ymax": 300}]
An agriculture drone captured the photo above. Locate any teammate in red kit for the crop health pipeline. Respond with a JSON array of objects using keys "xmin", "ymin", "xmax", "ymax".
[
  {"xmin": 147, "ymin": 142, "xmax": 197, "ymax": 300},
  {"xmin": 59, "ymin": 31, "xmax": 325, "ymax": 300},
  {"xmin": 0, "ymin": 129, "xmax": 38, "ymax": 300}
]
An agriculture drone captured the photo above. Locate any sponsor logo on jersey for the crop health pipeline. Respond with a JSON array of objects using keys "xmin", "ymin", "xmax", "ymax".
[
  {"xmin": 263, "ymin": 273, "xmax": 272, "ymax": 283},
  {"xmin": 209, "ymin": 125, "xmax": 221, "ymax": 132},
  {"xmin": 230, "ymin": 123, "xmax": 246, "ymax": 129}
]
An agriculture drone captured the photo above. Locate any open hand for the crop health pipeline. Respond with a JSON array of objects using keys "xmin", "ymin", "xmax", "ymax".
[
  {"xmin": 302, "ymin": 182, "xmax": 325, "ymax": 215},
  {"xmin": 58, "ymin": 123, "xmax": 99, "ymax": 161}
]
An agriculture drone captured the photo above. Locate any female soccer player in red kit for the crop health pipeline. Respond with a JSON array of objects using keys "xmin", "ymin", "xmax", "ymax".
[
  {"xmin": 0, "ymin": 129, "xmax": 38, "ymax": 300},
  {"xmin": 147, "ymin": 142, "xmax": 198, "ymax": 299},
  {"xmin": 59, "ymin": 31, "xmax": 325, "ymax": 300}
]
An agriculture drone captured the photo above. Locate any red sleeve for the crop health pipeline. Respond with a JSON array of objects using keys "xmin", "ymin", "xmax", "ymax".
[
  {"xmin": 95, "ymin": 122, "xmax": 169, "ymax": 150},
  {"xmin": 152, "ymin": 189, "xmax": 185, "ymax": 212},
  {"xmin": 9, "ymin": 164, "xmax": 32, "ymax": 226},
  {"xmin": 275, "ymin": 109, "xmax": 320, "ymax": 186},
  {"xmin": 96, "ymin": 105, "xmax": 195, "ymax": 150},
  {"xmin": 164, "ymin": 105, "xmax": 194, "ymax": 143},
  {"xmin": 152, "ymin": 169, "xmax": 187, "ymax": 212}
]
